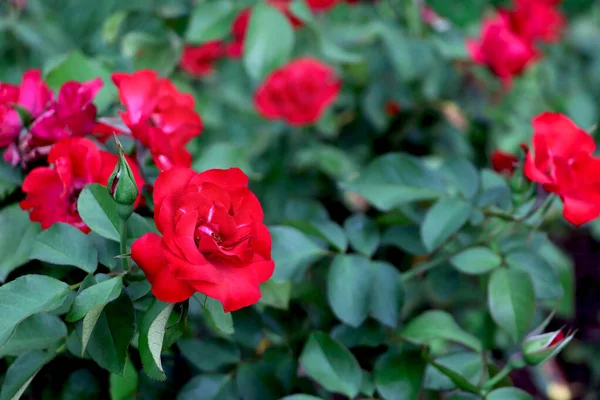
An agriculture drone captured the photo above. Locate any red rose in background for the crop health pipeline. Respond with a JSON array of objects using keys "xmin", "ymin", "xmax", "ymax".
[
  {"xmin": 306, "ymin": 0, "xmax": 340, "ymax": 12},
  {"xmin": 109, "ymin": 70, "xmax": 203, "ymax": 170},
  {"xmin": 491, "ymin": 150, "xmax": 518, "ymax": 175},
  {"xmin": 226, "ymin": 8, "xmax": 251, "ymax": 58},
  {"xmin": 255, "ymin": 58, "xmax": 341, "ymax": 126},
  {"xmin": 384, "ymin": 100, "xmax": 401, "ymax": 117},
  {"xmin": 505, "ymin": 0, "xmax": 565, "ymax": 43},
  {"xmin": 20, "ymin": 137, "xmax": 144, "ymax": 232},
  {"xmin": 0, "ymin": 70, "xmax": 53, "ymax": 147},
  {"xmin": 267, "ymin": 0, "xmax": 303, "ymax": 28},
  {"xmin": 131, "ymin": 167, "xmax": 274, "ymax": 311},
  {"xmin": 467, "ymin": 14, "xmax": 538, "ymax": 86},
  {"xmin": 180, "ymin": 42, "xmax": 225, "ymax": 77},
  {"xmin": 524, "ymin": 112, "xmax": 600, "ymax": 226}
]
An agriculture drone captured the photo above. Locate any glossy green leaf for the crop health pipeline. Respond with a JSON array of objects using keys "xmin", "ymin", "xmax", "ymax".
[
  {"xmin": 370, "ymin": 261, "xmax": 404, "ymax": 328},
  {"xmin": 421, "ymin": 198, "xmax": 472, "ymax": 252},
  {"xmin": 185, "ymin": 1, "xmax": 237, "ymax": 44},
  {"xmin": 110, "ymin": 358, "xmax": 139, "ymax": 400},
  {"xmin": 139, "ymin": 299, "xmax": 175, "ymax": 380},
  {"xmin": 179, "ymin": 338, "xmax": 240, "ymax": 372},
  {"xmin": 381, "ymin": 225, "xmax": 428, "ymax": 256},
  {"xmin": 450, "ymin": 247, "xmax": 502, "ymax": 275},
  {"xmin": 77, "ymin": 183, "xmax": 121, "ymax": 242},
  {"xmin": 0, "ymin": 205, "xmax": 41, "ymax": 282},
  {"xmin": 281, "ymin": 396, "xmax": 323, "ymax": 400},
  {"xmin": 0, "ymin": 350, "xmax": 57, "ymax": 400},
  {"xmin": 30, "ymin": 223, "xmax": 97, "ymax": 273},
  {"xmin": 486, "ymin": 388, "xmax": 533, "ymax": 400},
  {"xmin": 299, "ymin": 332, "xmax": 362, "ymax": 398},
  {"xmin": 193, "ymin": 293, "xmax": 234, "ymax": 335},
  {"xmin": 400, "ymin": 310, "xmax": 482, "ymax": 352},
  {"xmin": 505, "ymin": 250, "xmax": 564, "ymax": 300},
  {"xmin": 0, "ymin": 163, "xmax": 22, "ymax": 202},
  {"xmin": 259, "ymin": 279, "xmax": 291, "ymax": 310},
  {"xmin": 177, "ymin": 374, "xmax": 238, "ymax": 400},
  {"xmin": 0, "ymin": 275, "xmax": 69, "ymax": 348},
  {"xmin": 243, "ymin": 2, "xmax": 295, "ymax": 82},
  {"xmin": 270, "ymin": 226, "xmax": 327, "ymax": 281},
  {"xmin": 0, "ymin": 314, "xmax": 66, "ymax": 357},
  {"xmin": 327, "ymin": 255, "xmax": 373, "ymax": 327},
  {"xmin": 344, "ymin": 214, "xmax": 380, "ymax": 258},
  {"xmin": 66, "ymin": 276, "xmax": 123, "ymax": 322},
  {"xmin": 374, "ymin": 352, "xmax": 425, "ymax": 400},
  {"xmin": 488, "ymin": 268, "xmax": 536, "ymax": 343}
]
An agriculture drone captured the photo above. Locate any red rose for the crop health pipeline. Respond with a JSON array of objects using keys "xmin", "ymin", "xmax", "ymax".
[
  {"xmin": 226, "ymin": 8, "xmax": 251, "ymax": 58},
  {"xmin": 491, "ymin": 150, "xmax": 518, "ymax": 175},
  {"xmin": 505, "ymin": 0, "xmax": 565, "ymax": 43},
  {"xmin": 109, "ymin": 70, "xmax": 203, "ymax": 170},
  {"xmin": 384, "ymin": 100, "xmax": 401, "ymax": 117},
  {"xmin": 466, "ymin": 14, "xmax": 538, "ymax": 86},
  {"xmin": 180, "ymin": 42, "xmax": 225, "ymax": 77},
  {"xmin": 254, "ymin": 58, "xmax": 341, "ymax": 126},
  {"xmin": 306, "ymin": 0, "xmax": 340, "ymax": 12},
  {"xmin": 267, "ymin": 0, "xmax": 304, "ymax": 28},
  {"xmin": 131, "ymin": 167, "xmax": 274, "ymax": 311},
  {"xmin": 20, "ymin": 137, "xmax": 144, "ymax": 232},
  {"xmin": 524, "ymin": 112, "xmax": 600, "ymax": 226}
]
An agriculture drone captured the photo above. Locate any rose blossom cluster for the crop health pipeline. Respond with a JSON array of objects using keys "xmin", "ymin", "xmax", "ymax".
[{"xmin": 467, "ymin": 0, "xmax": 564, "ymax": 85}]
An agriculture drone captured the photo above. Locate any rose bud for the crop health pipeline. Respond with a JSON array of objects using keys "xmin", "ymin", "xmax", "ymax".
[
  {"xmin": 108, "ymin": 139, "xmax": 139, "ymax": 219},
  {"xmin": 522, "ymin": 329, "xmax": 574, "ymax": 366}
]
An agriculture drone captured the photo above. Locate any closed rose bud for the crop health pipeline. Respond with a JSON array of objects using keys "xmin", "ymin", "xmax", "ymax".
[
  {"xmin": 108, "ymin": 140, "xmax": 139, "ymax": 219},
  {"xmin": 522, "ymin": 329, "xmax": 573, "ymax": 366}
]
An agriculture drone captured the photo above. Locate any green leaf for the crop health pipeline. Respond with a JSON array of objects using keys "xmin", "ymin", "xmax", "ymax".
[
  {"xmin": 450, "ymin": 247, "xmax": 502, "ymax": 275},
  {"xmin": 193, "ymin": 293, "xmax": 234, "ymax": 335},
  {"xmin": 178, "ymin": 339, "xmax": 240, "ymax": 372},
  {"xmin": 488, "ymin": 268, "xmax": 536, "ymax": 343},
  {"xmin": 78, "ymin": 183, "xmax": 120, "ymax": 242},
  {"xmin": 90, "ymin": 233, "xmax": 120, "ymax": 270},
  {"xmin": 421, "ymin": 198, "xmax": 472, "ymax": 252},
  {"xmin": 381, "ymin": 225, "xmax": 428, "ymax": 256},
  {"xmin": 427, "ymin": 0, "xmax": 487, "ymax": 27},
  {"xmin": 192, "ymin": 142, "xmax": 255, "ymax": 178},
  {"xmin": 0, "ymin": 275, "xmax": 69, "ymax": 348},
  {"xmin": 342, "ymin": 153, "xmax": 443, "ymax": 211},
  {"xmin": 441, "ymin": 158, "xmax": 480, "ymax": 199},
  {"xmin": 421, "ymin": 350, "xmax": 481, "ymax": 395},
  {"xmin": 30, "ymin": 223, "xmax": 97, "ymax": 273},
  {"xmin": 185, "ymin": 1, "xmax": 237, "ymax": 44},
  {"xmin": 177, "ymin": 374, "xmax": 238, "ymax": 400},
  {"xmin": 110, "ymin": 357, "xmax": 139, "ymax": 400},
  {"xmin": 505, "ymin": 250, "xmax": 564, "ymax": 300},
  {"xmin": 344, "ymin": 214, "xmax": 380, "ymax": 258},
  {"xmin": 539, "ymin": 240, "xmax": 575, "ymax": 318},
  {"xmin": 0, "ymin": 205, "xmax": 41, "ymax": 282},
  {"xmin": 44, "ymin": 50, "xmax": 116, "ymax": 113},
  {"xmin": 286, "ymin": 220, "xmax": 348, "ymax": 253},
  {"xmin": 281, "ymin": 396, "xmax": 323, "ymax": 400},
  {"xmin": 259, "ymin": 279, "xmax": 291, "ymax": 310},
  {"xmin": 82, "ymin": 293, "xmax": 135, "ymax": 374},
  {"xmin": 327, "ymin": 255, "xmax": 374, "ymax": 327},
  {"xmin": 0, "ymin": 163, "xmax": 22, "ymax": 203},
  {"xmin": 236, "ymin": 361, "xmax": 285, "ymax": 400},
  {"xmin": 243, "ymin": 3, "xmax": 295, "ymax": 82},
  {"xmin": 139, "ymin": 299, "xmax": 175, "ymax": 380},
  {"xmin": 0, "ymin": 350, "xmax": 57, "ymax": 400},
  {"xmin": 0, "ymin": 314, "xmax": 66, "ymax": 357},
  {"xmin": 424, "ymin": 352, "xmax": 483, "ymax": 391},
  {"xmin": 299, "ymin": 332, "xmax": 362, "ymax": 398},
  {"xmin": 486, "ymin": 388, "xmax": 533, "ymax": 400},
  {"xmin": 370, "ymin": 261, "xmax": 404, "ymax": 328},
  {"xmin": 66, "ymin": 276, "xmax": 123, "ymax": 322},
  {"xmin": 399, "ymin": 310, "xmax": 482, "ymax": 352},
  {"xmin": 374, "ymin": 352, "xmax": 425, "ymax": 400},
  {"xmin": 121, "ymin": 31, "xmax": 182, "ymax": 76},
  {"xmin": 270, "ymin": 226, "xmax": 327, "ymax": 281},
  {"xmin": 80, "ymin": 305, "xmax": 103, "ymax": 357}
]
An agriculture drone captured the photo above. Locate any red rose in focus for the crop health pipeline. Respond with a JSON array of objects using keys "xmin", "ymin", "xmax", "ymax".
[
  {"xmin": 466, "ymin": 14, "xmax": 538, "ymax": 86},
  {"xmin": 0, "ymin": 70, "xmax": 53, "ymax": 148},
  {"xmin": 255, "ymin": 58, "xmax": 341, "ymax": 126},
  {"xmin": 524, "ymin": 112, "xmax": 600, "ymax": 226},
  {"xmin": 131, "ymin": 167, "xmax": 274, "ymax": 311},
  {"xmin": 109, "ymin": 70, "xmax": 203, "ymax": 170},
  {"xmin": 384, "ymin": 101, "xmax": 401, "ymax": 117},
  {"xmin": 226, "ymin": 8, "xmax": 251, "ymax": 58},
  {"xmin": 505, "ymin": 0, "xmax": 565, "ymax": 43},
  {"xmin": 20, "ymin": 137, "xmax": 144, "ymax": 232},
  {"xmin": 491, "ymin": 150, "xmax": 518, "ymax": 175},
  {"xmin": 180, "ymin": 42, "xmax": 225, "ymax": 77}
]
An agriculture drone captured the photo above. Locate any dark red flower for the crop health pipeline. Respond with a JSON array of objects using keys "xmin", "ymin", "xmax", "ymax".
[
  {"xmin": 110, "ymin": 70, "xmax": 203, "ymax": 170},
  {"xmin": 131, "ymin": 167, "xmax": 274, "ymax": 311},
  {"xmin": 524, "ymin": 112, "xmax": 600, "ymax": 226},
  {"xmin": 254, "ymin": 58, "xmax": 341, "ymax": 126},
  {"xmin": 180, "ymin": 42, "xmax": 225, "ymax": 77},
  {"xmin": 505, "ymin": 0, "xmax": 565, "ymax": 43},
  {"xmin": 491, "ymin": 150, "xmax": 518, "ymax": 175},
  {"xmin": 466, "ymin": 14, "xmax": 538, "ymax": 86},
  {"xmin": 20, "ymin": 137, "xmax": 144, "ymax": 232},
  {"xmin": 384, "ymin": 100, "xmax": 401, "ymax": 117}
]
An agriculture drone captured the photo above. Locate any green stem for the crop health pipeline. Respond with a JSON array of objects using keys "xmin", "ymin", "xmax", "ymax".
[
  {"xmin": 401, "ymin": 254, "xmax": 451, "ymax": 281},
  {"xmin": 482, "ymin": 357, "xmax": 520, "ymax": 392},
  {"xmin": 69, "ymin": 282, "xmax": 82, "ymax": 291},
  {"xmin": 405, "ymin": 0, "xmax": 422, "ymax": 37},
  {"xmin": 119, "ymin": 218, "xmax": 129, "ymax": 271}
]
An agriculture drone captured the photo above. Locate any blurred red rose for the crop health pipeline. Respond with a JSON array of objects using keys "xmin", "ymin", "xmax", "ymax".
[
  {"xmin": 267, "ymin": 0, "xmax": 304, "ymax": 27},
  {"xmin": 384, "ymin": 100, "xmax": 401, "ymax": 117},
  {"xmin": 524, "ymin": 112, "xmax": 600, "ymax": 226},
  {"xmin": 20, "ymin": 137, "xmax": 144, "ymax": 232},
  {"xmin": 505, "ymin": 0, "xmax": 565, "ymax": 43},
  {"xmin": 491, "ymin": 150, "xmax": 518, "ymax": 175},
  {"xmin": 180, "ymin": 42, "xmax": 225, "ymax": 77},
  {"xmin": 255, "ymin": 58, "xmax": 341, "ymax": 126},
  {"xmin": 226, "ymin": 8, "xmax": 251, "ymax": 58},
  {"xmin": 306, "ymin": 0, "xmax": 340, "ymax": 12},
  {"xmin": 110, "ymin": 70, "xmax": 203, "ymax": 170},
  {"xmin": 131, "ymin": 167, "xmax": 274, "ymax": 311},
  {"xmin": 466, "ymin": 14, "xmax": 538, "ymax": 86}
]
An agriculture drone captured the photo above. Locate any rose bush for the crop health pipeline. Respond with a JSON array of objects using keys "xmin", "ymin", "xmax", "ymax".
[{"xmin": 0, "ymin": 0, "xmax": 599, "ymax": 399}]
